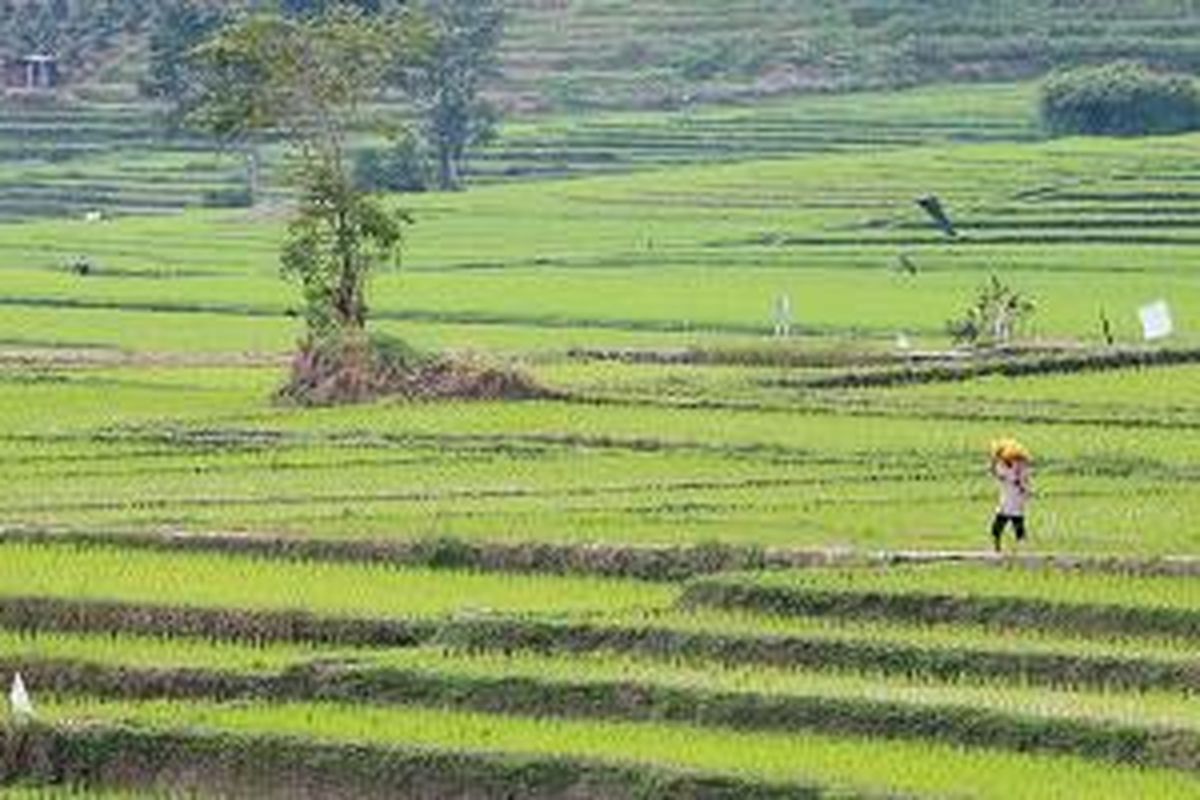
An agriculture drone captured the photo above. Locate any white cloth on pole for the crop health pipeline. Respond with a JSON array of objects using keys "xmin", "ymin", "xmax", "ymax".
[
  {"xmin": 9, "ymin": 672, "xmax": 33, "ymax": 719},
  {"xmin": 1139, "ymin": 300, "xmax": 1173, "ymax": 340}
]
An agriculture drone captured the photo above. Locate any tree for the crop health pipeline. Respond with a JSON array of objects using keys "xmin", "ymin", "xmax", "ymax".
[
  {"xmin": 1041, "ymin": 61, "xmax": 1200, "ymax": 137},
  {"xmin": 11, "ymin": 1, "xmax": 61, "ymax": 54},
  {"xmin": 186, "ymin": 8, "xmax": 428, "ymax": 400},
  {"xmin": 142, "ymin": 1, "xmax": 230, "ymax": 106},
  {"xmin": 407, "ymin": 0, "xmax": 504, "ymax": 191},
  {"xmin": 1, "ymin": 0, "xmax": 150, "ymax": 82},
  {"xmin": 353, "ymin": 132, "xmax": 433, "ymax": 192}
]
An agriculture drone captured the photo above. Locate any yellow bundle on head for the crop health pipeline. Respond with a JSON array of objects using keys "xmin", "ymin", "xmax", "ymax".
[{"xmin": 990, "ymin": 438, "xmax": 1031, "ymax": 464}]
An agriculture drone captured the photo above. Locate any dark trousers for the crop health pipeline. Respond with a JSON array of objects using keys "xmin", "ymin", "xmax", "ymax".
[{"xmin": 991, "ymin": 514, "xmax": 1026, "ymax": 550}]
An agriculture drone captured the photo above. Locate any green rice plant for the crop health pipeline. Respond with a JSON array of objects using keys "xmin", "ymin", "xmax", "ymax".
[
  {"xmin": 680, "ymin": 565, "xmax": 1200, "ymax": 639},
  {"xmin": 0, "ymin": 629, "xmax": 331, "ymax": 674},
  {"xmin": 3, "ymin": 132, "xmax": 1200, "ymax": 350},
  {"xmin": 8, "ymin": 643, "xmax": 1200, "ymax": 772},
  {"xmin": 642, "ymin": 608, "xmax": 1200, "ymax": 666},
  {"xmin": 36, "ymin": 698, "xmax": 1200, "ymax": 800},
  {"xmin": 0, "ymin": 720, "xmax": 842, "ymax": 800},
  {"xmin": 0, "ymin": 788, "xmax": 164, "ymax": 799},
  {"xmin": 0, "ymin": 542, "xmax": 674, "ymax": 620},
  {"xmin": 5, "ymin": 357, "xmax": 1200, "ymax": 554},
  {"xmin": 711, "ymin": 564, "xmax": 1200, "ymax": 613},
  {"xmin": 6, "ymin": 129, "xmax": 1200, "ymax": 559},
  {"xmin": 439, "ymin": 615, "xmax": 1200, "ymax": 694},
  {"xmin": 363, "ymin": 645, "xmax": 1200, "ymax": 733}
]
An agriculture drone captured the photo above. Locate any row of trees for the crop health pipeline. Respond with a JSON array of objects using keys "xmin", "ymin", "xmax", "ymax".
[{"xmin": 146, "ymin": 0, "xmax": 503, "ymax": 193}]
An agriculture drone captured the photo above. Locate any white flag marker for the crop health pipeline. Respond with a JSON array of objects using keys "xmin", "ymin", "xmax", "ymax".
[
  {"xmin": 9, "ymin": 672, "xmax": 33, "ymax": 720},
  {"xmin": 1139, "ymin": 300, "xmax": 1173, "ymax": 341}
]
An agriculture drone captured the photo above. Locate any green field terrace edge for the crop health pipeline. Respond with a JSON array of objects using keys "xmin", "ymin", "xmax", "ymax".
[
  {"xmin": 0, "ymin": 722, "xmax": 850, "ymax": 800},
  {"xmin": 24, "ymin": 697, "xmax": 1200, "ymax": 800},
  {"xmin": 3, "ymin": 652, "xmax": 1200, "ymax": 774},
  {"xmin": 5, "ymin": 527, "xmax": 1200, "ymax": 580},
  {"xmin": 679, "ymin": 576, "xmax": 1200, "ymax": 639},
  {"xmin": 2, "ymin": 596, "xmax": 1198, "ymax": 694},
  {"xmin": 3, "ymin": 630, "xmax": 1199, "ymax": 731}
]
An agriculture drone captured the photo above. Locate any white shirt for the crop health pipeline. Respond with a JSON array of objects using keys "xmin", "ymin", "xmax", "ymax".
[{"xmin": 994, "ymin": 461, "xmax": 1031, "ymax": 516}]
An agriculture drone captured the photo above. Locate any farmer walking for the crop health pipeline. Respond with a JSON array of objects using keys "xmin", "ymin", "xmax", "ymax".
[{"xmin": 989, "ymin": 439, "xmax": 1032, "ymax": 553}]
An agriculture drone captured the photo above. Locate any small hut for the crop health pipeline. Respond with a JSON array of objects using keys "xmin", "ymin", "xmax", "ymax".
[{"xmin": 4, "ymin": 54, "xmax": 60, "ymax": 91}]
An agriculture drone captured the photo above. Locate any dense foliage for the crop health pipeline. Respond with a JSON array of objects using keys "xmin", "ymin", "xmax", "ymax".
[
  {"xmin": 1040, "ymin": 61, "xmax": 1200, "ymax": 136},
  {"xmin": 0, "ymin": 0, "xmax": 147, "ymax": 77},
  {"xmin": 405, "ymin": 0, "xmax": 504, "ymax": 190},
  {"xmin": 141, "ymin": 0, "xmax": 230, "ymax": 105},
  {"xmin": 8, "ymin": 0, "xmax": 1200, "ymax": 112},
  {"xmin": 353, "ymin": 134, "xmax": 433, "ymax": 192},
  {"xmin": 184, "ymin": 7, "xmax": 424, "ymax": 403}
]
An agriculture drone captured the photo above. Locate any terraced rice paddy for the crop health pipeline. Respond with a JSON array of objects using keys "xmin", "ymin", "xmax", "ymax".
[
  {"xmin": 1, "ymin": 541, "xmax": 1199, "ymax": 796},
  {"xmin": 5, "ymin": 128, "xmax": 1200, "ymax": 349},
  {"xmin": 0, "ymin": 82, "xmax": 1036, "ymax": 221},
  {"xmin": 0, "ymin": 104, "xmax": 263, "ymax": 222},
  {"xmin": 473, "ymin": 83, "xmax": 1040, "ymax": 180},
  {"xmin": 497, "ymin": 0, "xmax": 1200, "ymax": 110},
  {"xmin": 2, "ymin": 78, "xmax": 1200, "ymax": 797}
]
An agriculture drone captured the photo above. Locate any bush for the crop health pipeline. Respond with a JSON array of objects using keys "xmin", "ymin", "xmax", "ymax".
[
  {"xmin": 201, "ymin": 186, "xmax": 254, "ymax": 208},
  {"xmin": 1040, "ymin": 61, "xmax": 1200, "ymax": 136},
  {"xmin": 946, "ymin": 275, "xmax": 1035, "ymax": 347},
  {"xmin": 353, "ymin": 135, "xmax": 432, "ymax": 192}
]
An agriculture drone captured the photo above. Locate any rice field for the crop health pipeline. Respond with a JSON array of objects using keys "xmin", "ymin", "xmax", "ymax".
[
  {"xmin": 0, "ymin": 541, "xmax": 673, "ymax": 618},
  {"xmin": 3, "ymin": 81, "xmax": 1200, "ymax": 797},
  {"xmin": 706, "ymin": 564, "xmax": 1200, "ymax": 612},
  {"xmin": 1, "ymin": 534, "xmax": 1200, "ymax": 795},
  {"xmin": 35, "ymin": 696, "xmax": 1200, "ymax": 800}
]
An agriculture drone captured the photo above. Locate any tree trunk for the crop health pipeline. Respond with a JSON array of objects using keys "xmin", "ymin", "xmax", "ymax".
[
  {"xmin": 332, "ymin": 207, "xmax": 366, "ymax": 331},
  {"xmin": 438, "ymin": 144, "xmax": 459, "ymax": 191}
]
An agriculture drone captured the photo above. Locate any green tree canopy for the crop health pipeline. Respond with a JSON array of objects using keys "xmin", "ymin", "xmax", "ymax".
[
  {"xmin": 142, "ymin": 0, "xmax": 230, "ymax": 105},
  {"xmin": 187, "ymin": 8, "xmax": 427, "ymax": 341},
  {"xmin": 279, "ymin": 0, "xmax": 385, "ymax": 16},
  {"xmin": 1040, "ymin": 61, "xmax": 1200, "ymax": 137},
  {"xmin": 406, "ymin": 0, "xmax": 505, "ymax": 191}
]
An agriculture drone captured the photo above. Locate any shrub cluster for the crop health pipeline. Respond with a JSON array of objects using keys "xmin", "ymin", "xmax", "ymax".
[
  {"xmin": 200, "ymin": 186, "xmax": 254, "ymax": 208},
  {"xmin": 1040, "ymin": 61, "xmax": 1200, "ymax": 136},
  {"xmin": 352, "ymin": 136, "xmax": 433, "ymax": 193}
]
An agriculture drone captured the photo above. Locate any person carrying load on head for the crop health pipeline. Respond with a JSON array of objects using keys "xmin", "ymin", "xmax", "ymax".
[{"xmin": 989, "ymin": 438, "xmax": 1032, "ymax": 553}]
